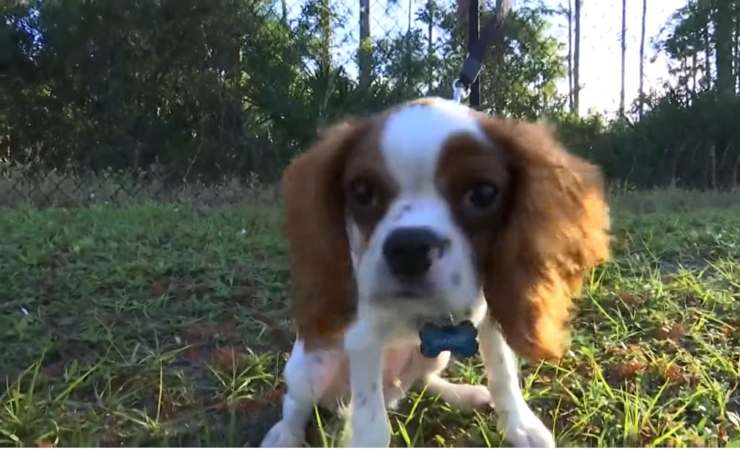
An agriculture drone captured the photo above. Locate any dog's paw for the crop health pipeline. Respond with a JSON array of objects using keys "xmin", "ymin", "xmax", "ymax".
[
  {"xmin": 348, "ymin": 413, "xmax": 391, "ymax": 447},
  {"xmin": 426, "ymin": 376, "xmax": 492, "ymax": 412},
  {"xmin": 260, "ymin": 420, "xmax": 305, "ymax": 447},
  {"xmin": 455, "ymin": 384, "xmax": 493, "ymax": 411},
  {"xmin": 498, "ymin": 408, "xmax": 555, "ymax": 448},
  {"xmin": 349, "ymin": 430, "xmax": 391, "ymax": 448}
]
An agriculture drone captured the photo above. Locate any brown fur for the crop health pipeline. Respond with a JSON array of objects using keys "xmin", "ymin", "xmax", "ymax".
[
  {"xmin": 436, "ymin": 134, "xmax": 511, "ymax": 263},
  {"xmin": 473, "ymin": 113, "xmax": 611, "ymax": 361},
  {"xmin": 281, "ymin": 120, "xmax": 372, "ymax": 350},
  {"xmin": 342, "ymin": 132, "xmax": 398, "ymax": 243}
]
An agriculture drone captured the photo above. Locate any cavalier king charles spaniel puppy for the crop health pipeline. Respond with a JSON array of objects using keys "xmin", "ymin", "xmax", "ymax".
[{"xmin": 261, "ymin": 97, "xmax": 610, "ymax": 447}]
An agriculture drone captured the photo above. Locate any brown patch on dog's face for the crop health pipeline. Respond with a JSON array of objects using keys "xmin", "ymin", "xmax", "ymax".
[
  {"xmin": 342, "ymin": 124, "xmax": 399, "ymax": 244},
  {"xmin": 435, "ymin": 134, "xmax": 511, "ymax": 272}
]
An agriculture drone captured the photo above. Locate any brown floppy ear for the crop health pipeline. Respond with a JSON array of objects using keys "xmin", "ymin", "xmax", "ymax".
[
  {"xmin": 477, "ymin": 115, "xmax": 611, "ymax": 361},
  {"xmin": 281, "ymin": 120, "xmax": 370, "ymax": 349}
]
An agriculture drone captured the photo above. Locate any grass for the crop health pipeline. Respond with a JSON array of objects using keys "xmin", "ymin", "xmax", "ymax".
[{"xmin": 1, "ymin": 190, "xmax": 739, "ymax": 447}]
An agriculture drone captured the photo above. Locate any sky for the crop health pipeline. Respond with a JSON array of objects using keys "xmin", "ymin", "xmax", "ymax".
[
  {"xmin": 545, "ymin": 0, "xmax": 686, "ymax": 116},
  {"xmin": 289, "ymin": 0, "xmax": 688, "ymax": 117}
]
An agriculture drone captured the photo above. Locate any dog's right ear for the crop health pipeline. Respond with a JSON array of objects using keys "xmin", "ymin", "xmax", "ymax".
[{"xmin": 281, "ymin": 120, "xmax": 371, "ymax": 349}]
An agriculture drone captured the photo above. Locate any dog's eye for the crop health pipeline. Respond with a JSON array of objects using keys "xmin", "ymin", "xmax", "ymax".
[
  {"xmin": 349, "ymin": 179, "xmax": 376, "ymax": 207},
  {"xmin": 463, "ymin": 182, "xmax": 498, "ymax": 210}
]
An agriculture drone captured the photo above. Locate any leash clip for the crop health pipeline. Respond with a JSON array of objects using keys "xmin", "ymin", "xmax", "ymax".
[{"xmin": 452, "ymin": 79, "xmax": 468, "ymax": 104}]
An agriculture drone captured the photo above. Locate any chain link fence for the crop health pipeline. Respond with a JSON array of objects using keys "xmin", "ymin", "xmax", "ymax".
[{"xmin": 0, "ymin": 0, "xmax": 672, "ymax": 207}]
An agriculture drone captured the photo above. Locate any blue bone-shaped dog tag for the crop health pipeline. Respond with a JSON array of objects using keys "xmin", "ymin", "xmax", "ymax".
[{"xmin": 419, "ymin": 320, "xmax": 478, "ymax": 359}]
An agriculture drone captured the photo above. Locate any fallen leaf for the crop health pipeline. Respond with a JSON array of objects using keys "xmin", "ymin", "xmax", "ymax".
[
  {"xmin": 617, "ymin": 291, "xmax": 642, "ymax": 307},
  {"xmin": 662, "ymin": 364, "xmax": 687, "ymax": 385},
  {"xmin": 656, "ymin": 323, "xmax": 686, "ymax": 341},
  {"xmin": 214, "ymin": 346, "xmax": 241, "ymax": 370},
  {"xmin": 251, "ymin": 311, "xmax": 292, "ymax": 350},
  {"xmin": 265, "ymin": 385, "xmax": 285, "ymax": 402},
  {"xmin": 231, "ymin": 286, "xmax": 256, "ymax": 305},
  {"xmin": 612, "ymin": 359, "xmax": 646, "ymax": 381},
  {"xmin": 184, "ymin": 324, "xmax": 220, "ymax": 344},
  {"xmin": 640, "ymin": 425, "xmax": 657, "ymax": 443},
  {"xmin": 151, "ymin": 280, "xmax": 167, "ymax": 297},
  {"xmin": 183, "ymin": 343, "xmax": 208, "ymax": 363},
  {"xmin": 40, "ymin": 361, "xmax": 66, "ymax": 380}
]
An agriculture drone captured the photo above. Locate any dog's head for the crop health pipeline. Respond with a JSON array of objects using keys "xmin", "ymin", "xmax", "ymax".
[{"xmin": 282, "ymin": 98, "xmax": 610, "ymax": 360}]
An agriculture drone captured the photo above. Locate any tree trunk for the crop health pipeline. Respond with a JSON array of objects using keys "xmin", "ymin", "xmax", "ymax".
[
  {"xmin": 731, "ymin": 148, "xmax": 740, "ymax": 188},
  {"xmin": 717, "ymin": 142, "xmax": 733, "ymax": 187},
  {"xmin": 281, "ymin": 0, "xmax": 288, "ymax": 24},
  {"xmin": 669, "ymin": 144, "xmax": 686, "ymax": 186},
  {"xmin": 638, "ymin": 0, "xmax": 647, "ymax": 118},
  {"xmin": 619, "ymin": 0, "xmax": 626, "ymax": 116},
  {"xmin": 714, "ymin": 0, "xmax": 733, "ymax": 95},
  {"xmin": 359, "ymin": 0, "xmax": 371, "ymax": 90},
  {"xmin": 408, "ymin": 0, "xmax": 413, "ymax": 33},
  {"xmin": 491, "ymin": 0, "xmax": 512, "ymax": 113},
  {"xmin": 708, "ymin": 143, "xmax": 717, "ymax": 190},
  {"xmin": 735, "ymin": 0, "xmax": 740, "ymax": 93},
  {"xmin": 704, "ymin": 19, "xmax": 712, "ymax": 90},
  {"xmin": 427, "ymin": 1, "xmax": 434, "ymax": 92},
  {"xmin": 318, "ymin": 0, "xmax": 332, "ymax": 70},
  {"xmin": 567, "ymin": 0, "xmax": 574, "ymax": 112},
  {"xmin": 692, "ymin": 52, "xmax": 698, "ymax": 95},
  {"xmin": 574, "ymin": 0, "xmax": 582, "ymax": 115}
]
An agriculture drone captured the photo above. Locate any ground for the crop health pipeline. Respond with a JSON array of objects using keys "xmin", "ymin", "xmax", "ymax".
[{"xmin": 1, "ymin": 189, "xmax": 739, "ymax": 447}]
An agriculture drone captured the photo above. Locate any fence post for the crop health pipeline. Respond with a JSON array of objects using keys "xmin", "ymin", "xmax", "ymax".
[{"xmin": 468, "ymin": 0, "xmax": 480, "ymax": 108}]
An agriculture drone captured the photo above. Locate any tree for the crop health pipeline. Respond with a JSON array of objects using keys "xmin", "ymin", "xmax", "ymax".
[
  {"xmin": 660, "ymin": 1, "xmax": 713, "ymax": 97},
  {"xmin": 714, "ymin": 0, "xmax": 734, "ymax": 95},
  {"xmin": 359, "ymin": 0, "xmax": 371, "ymax": 90},
  {"xmin": 704, "ymin": 6, "xmax": 712, "ymax": 90},
  {"xmin": 317, "ymin": 0, "xmax": 332, "ymax": 71},
  {"xmin": 478, "ymin": 3, "xmax": 567, "ymax": 117},
  {"xmin": 417, "ymin": 0, "xmax": 441, "ymax": 92},
  {"xmin": 736, "ymin": 0, "xmax": 740, "ymax": 93},
  {"xmin": 736, "ymin": 0, "xmax": 740, "ymax": 92},
  {"xmin": 491, "ymin": 0, "xmax": 513, "ymax": 113},
  {"xmin": 567, "ymin": 0, "xmax": 574, "ymax": 112},
  {"xmin": 638, "ymin": 0, "xmax": 647, "ymax": 118},
  {"xmin": 573, "ymin": 0, "xmax": 581, "ymax": 115},
  {"xmin": 620, "ymin": 0, "xmax": 627, "ymax": 116}
]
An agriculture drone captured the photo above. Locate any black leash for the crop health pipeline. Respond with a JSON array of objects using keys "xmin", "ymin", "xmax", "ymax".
[{"xmin": 452, "ymin": 6, "xmax": 507, "ymax": 105}]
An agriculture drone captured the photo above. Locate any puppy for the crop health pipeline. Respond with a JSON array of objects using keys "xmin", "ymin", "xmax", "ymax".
[{"xmin": 261, "ymin": 98, "xmax": 610, "ymax": 447}]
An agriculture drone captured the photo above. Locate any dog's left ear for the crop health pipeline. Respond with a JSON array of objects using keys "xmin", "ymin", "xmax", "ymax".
[{"xmin": 476, "ymin": 114, "xmax": 611, "ymax": 361}]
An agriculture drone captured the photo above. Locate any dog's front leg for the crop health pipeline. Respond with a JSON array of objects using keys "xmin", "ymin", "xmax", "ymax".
[
  {"xmin": 344, "ymin": 319, "xmax": 390, "ymax": 447},
  {"xmin": 479, "ymin": 317, "xmax": 556, "ymax": 448}
]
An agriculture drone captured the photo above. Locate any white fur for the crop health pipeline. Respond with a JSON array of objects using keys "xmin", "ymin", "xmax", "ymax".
[
  {"xmin": 260, "ymin": 340, "xmax": 343, "ymax": 447},
  {"xmin": 379, "ymin": 98, "xmax": 486, "ymax": 191},
  {"xmin": 479, "ymin": 318, "xmax": 556, "ymax": 448},
  {"xmin": 262, "ymin": 98, "xmax": 556, "ymax": 447},
  {"xmin": 344, "ymin": 318, "xmax": 390, "ymax": 446}
]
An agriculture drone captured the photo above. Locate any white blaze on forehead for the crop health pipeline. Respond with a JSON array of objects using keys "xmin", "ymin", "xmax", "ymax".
[{"xmin": 379, "ymin": 98, "xmax": 487, "ymax": 191}]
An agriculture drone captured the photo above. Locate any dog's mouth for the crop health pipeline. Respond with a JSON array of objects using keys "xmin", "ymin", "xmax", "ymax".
[
  {"xmin": 396, "ymin": 288, "xmax": 424, "ymax": 298},
  {"xmin": 387, "ymin": 281, "xmax": 434, "ymax": 300}
]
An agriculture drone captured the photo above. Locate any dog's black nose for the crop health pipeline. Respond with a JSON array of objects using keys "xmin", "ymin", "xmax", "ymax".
[{"xmin": 383, "ymin": 227, "xmax": 447, "ymax": 279}]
